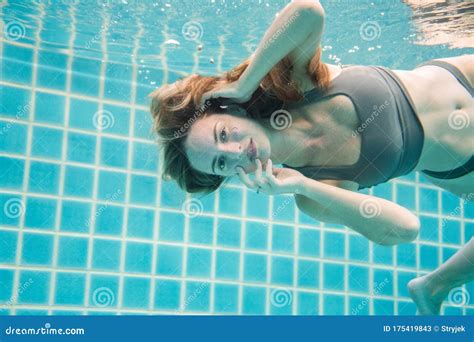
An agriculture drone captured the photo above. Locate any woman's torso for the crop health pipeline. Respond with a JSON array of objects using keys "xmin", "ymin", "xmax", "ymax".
[{"xmin": 284, "ymin": 58, "xmax": 473, "ymax": 179}]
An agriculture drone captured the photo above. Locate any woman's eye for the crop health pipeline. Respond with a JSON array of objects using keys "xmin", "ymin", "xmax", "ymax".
[
  {"xmin": 220, "ymin": 127, "xmax": 227, "ymax": 141},
  {"xmin": 218, "ymin": 156, "xmax": 226, "ymax": 170}
]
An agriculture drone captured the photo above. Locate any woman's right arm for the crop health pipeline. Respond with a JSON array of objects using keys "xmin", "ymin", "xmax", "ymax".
[{"xmin": 295, "ymin": 178, "xmax": 420, "ymax": 246}]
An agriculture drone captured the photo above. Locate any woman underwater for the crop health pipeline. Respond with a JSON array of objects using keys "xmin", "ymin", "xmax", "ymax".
[{"xmin": 149, "ymin": 1, "xmax": 474, "ymax": 315}]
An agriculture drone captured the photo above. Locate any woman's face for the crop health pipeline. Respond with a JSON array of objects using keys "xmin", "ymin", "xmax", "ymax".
[{"xmin": 185, "ymin": 107, "xmax": 271, "ymax": 177}]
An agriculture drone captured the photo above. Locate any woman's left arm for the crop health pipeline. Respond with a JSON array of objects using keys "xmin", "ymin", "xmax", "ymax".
[{"xmin": 237, "ymin": 0, "xmax": 325, "ymax": 94}]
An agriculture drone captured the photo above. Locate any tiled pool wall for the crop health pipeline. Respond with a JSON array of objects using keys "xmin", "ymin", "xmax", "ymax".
[{"xmin": 1, "ymin": 0, "xmax": 473, "ymax": 315}]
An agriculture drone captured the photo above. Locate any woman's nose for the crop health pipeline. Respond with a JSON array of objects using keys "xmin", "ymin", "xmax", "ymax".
[{"xmin": 225, "ymin": 142, "xmax": 244, "ymax": 161}]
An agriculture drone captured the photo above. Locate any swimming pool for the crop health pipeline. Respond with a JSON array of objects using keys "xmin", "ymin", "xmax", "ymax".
[{"xmin": 0, "ymin": 0, "xmax": 473, "ymax": 315}]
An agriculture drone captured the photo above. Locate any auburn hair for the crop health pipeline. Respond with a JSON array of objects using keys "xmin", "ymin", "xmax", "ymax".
[{"xmin": 149, "ymin": 48, "xmax": 329, "ymax": 194}]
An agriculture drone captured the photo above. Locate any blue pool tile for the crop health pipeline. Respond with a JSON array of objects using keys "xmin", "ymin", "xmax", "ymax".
[
  {"xmin": 214, "ymin": 283, "xmax": 239, "ymax": 313},
  {"xmin": 323, "ymin": 294, "xmax": 345, "ymax": 315},
  {"xmin": 71, "ymin": 57, "xmax": 101, "ymax": 97},
  {"xmin": 442, "ymin": 219, "xmax": 461, "ymax": 245},
  {"xmin": 132, "ymin": 141, "xmax": 158, "ymax": 172},
  {"xmin": 269, "ymin": 288, "xmax": 293, "ymax": 315},
  {"xmin": 63, "ymin": 165, "xmax": 94, "ymax": 198},
  {"xmin": 0, "ymin": 269, "xmax": 14, "ymax": 303},
  {"xmin": 218, "ymin": 187, "xmax": 243, "ymax": 216},
  {"xmin": 419, "ymin": 244, "xmax": 439, "ymax": 270},
  {"xmin": 298, "ymin": 228, "xmax": 320, "ymax": 257},
  {"xmin": 66, "ymin": 132, "xmax": 96, "ymax": 164},
  {"xmin": 372, "ymin": 244, "xmax": 393, "ymax": 265},
  {"xmin": 272, "ymin": 224, "xmax": 294, "ymax": 253},
  {"xmin": 125, "ymin": 242, "xmax": 153, "ymax": 274},
  {"xmin": 217, "ymin": 218, "xmax": 241, "ymax": 247},
  {"xmin": 24, "ymin": 197, "xmax": 56, "ymax": 230},
  {"xmin": 0, "ymin": 230, "xmax": 17, "ymax": 263},
  {"xmin": 60, "ymin": 200, "xmax": 91, "ymax": 233},
  {"xmin": 100, "ymin": 137, "xmax": 128, "ymax": 168},
  {"xmin": 186, "ymin": 247, "xmax": 212, "ymax": 278},
  {"xmin": 89, "ymin": 275, "xmax": 119, "ymax": 308},
  {"xmin": 373, "ymin": 299, "xmax": 394, "ymax": 315},
  {"xmin": 397, "ymin": 271, "xmax": 417, "ymax": 298},
  {"xmin": 419, "ymin": 215, "xmax": 439, "ymax": 242},
  {"xmin": 215, "ymin": 250, "xmax": 240, "ymax": 280},
  {"xmin": 136, "ymin": 84, "xmax": 156, "ymax": 106},
  {"xmin": 349, "ymin": 235, "xmax": 369, "ymax": 262},
  {"xmin": 323, "ymin": 263, "xmax": 344, "ymax": 291},
  {"xmin": 28, "ymin": 161, "xmax": 60, "ymax": 194},
  {"xmin": 0, "ymin": 157, "xmax": 25, "ymax": 189},
  {"xmin": 348, "ymin": 265, "xmax": 369, "ymax": 293},
  {"xmin": 397, "ymin": 243, "xmax": 417, "ymax": 268},
  {"xmin": 57, "ymin": 236, "xmax": 88, "ymax": 268},
  {"xmin": 246, "ymin": 191, "xmax": 269, "ymax": 219},
  {"xmin": 271, "ymin": 256, "xmax": 293, "ymax": 286},
  {"xmin": 159, "ymin": 211, "xmax": 185, "ymax": 242},
  {"xmin": 0, "ymin": 120, "xmax": 27, "ymax": 154},
  {"xmin": 130, "ymin": 174, "xmax": 157, "ymax": 205},
  {"xmin": 154, "ymin": 279, "xmax": 180, "ymax": 310},
  {"xmin": 17, "ymin": 271, "xmax": 50, "ymax": 305},
  {"xmin": 102, "ymin": 104, "xmax": 131, "ymax": 136},
  {"xmin": 34, "ymin": 91, "xmax": 65, "ymax": 125},
  {"xmin": 31, "ymin": 126, "xmax": 63, "ymax": 159},
  {"xmin": 127, "ymin": 207, "xmax": 155, "ymax": 239},
  {"xmin": 37, "ymin": 50, "xmax": 67, "ymax": 91},
  {"xmin": 466, "ymin": 223, "xmax": 474, "ymax": 241},
  {"xmin": 92, "ymin": 239, "xmax": 121, "ymax": 271},
  {"xmin": 297, "ymin": 260, "xmax": 319, "ymax": 288},
  {"xmin": 297, "ymin": 292, "xmax": 319, "ymax": 315},
  {"xmin": 2, "ymin": 44, "xmax": 33, "ymax": 84},
  {"xmin": 464, "ymin": 201, "xmax": 474, "ymax": 219},
  {"xmin": 156, "ymin": 245, "xmax": 183, "ymax": 276},
  {"xmin": 372, "ymin": 182, "xmax": 392, "ymax": 201},
  {"xmin": 242, "ymin": 286, "xmax": 266, "ymax": 315},
  {"xmin": 272, "ymin": 195, "xmax": 295, "ymax": 222},
  {"xmin": 441, "ymin": 192, "xmax": 461, "ymax": 217},
  {"xmin": 188, "ymin": 216, "xmax": 214, "ymax": 245},
  {"xmin": 184, "ymin": 281, "xmax": 210, "ymax": 312},
  {"xmin": 0, "ymin": 194, "xmax": 23, "ymax": 227},
  {"xmin": 55, "ymin": 272, "xmax": 86, "ymax": 306},
  {"xmin": 160, "ymin": 181, "xmax": 186, "ymax": 209},
  {"xmin": 94, "ymin": 204, "xmax": 124, "ymax": 236},
  {"xmin": 21, "ymin": 233, "xmax": 53, "ymax": 266},
  {"xmin": 324, "ymin": 231, "xmax": 345, "ymax": 259},
  {"xmin": 104, "ymin": 78, "xmax": 131, "ymax": 102},
  {"xmin": 133, "ymin": 109, "xmax": 154, "ymax": 140},
  {"xmin": 245, "ymin": 221, "xmax": 268, "ymax": 250},
  {"xmin": 396, "ymin": 184, "xmax": 416, "ymax": 210},
  {"xmin": 244, "ymin": 253, "xmax": 267, "ymax": 283},
  {"xmin": 97, "ymin": 170, "xmax": 126, "ymax": 202},
  {"xmin": 69, "ymin": 98, "xmax": 99, "ymax": 131},
  {"xmin": 373, "ymin": 269, "xmax": 393, "ymax": 296},
  {"xmin": 0, "ymin": 86, "xmax": 31, "ymax": 119},
  {"xmin": 419, "ymin": 187, "xmax": 439, "ymax": 213}
]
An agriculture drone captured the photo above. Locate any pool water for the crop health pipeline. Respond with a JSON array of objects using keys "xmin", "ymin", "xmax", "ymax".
[{"xmin": 0, "ymin": 0, "xmax": 473, "ymax": 315}]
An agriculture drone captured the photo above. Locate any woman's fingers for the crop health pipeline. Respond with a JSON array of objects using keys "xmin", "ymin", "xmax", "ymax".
[{"xmin": 236, "ymin": 167, "xmax": 256, "ymax": 189}]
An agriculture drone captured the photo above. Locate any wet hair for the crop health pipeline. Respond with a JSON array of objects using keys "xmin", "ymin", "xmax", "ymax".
[{"xmin": 149, "ymin": 48, "xmax": 330, "ymax": 194}]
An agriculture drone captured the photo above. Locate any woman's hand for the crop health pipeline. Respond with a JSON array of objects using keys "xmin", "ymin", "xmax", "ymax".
[
  {"xmin": 236, "ymin": 159, "xmax": 305, "ymax": 196},
  {"xmin": 200, "ymin": 80, "xmax": 254, "ymax": 106}
]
